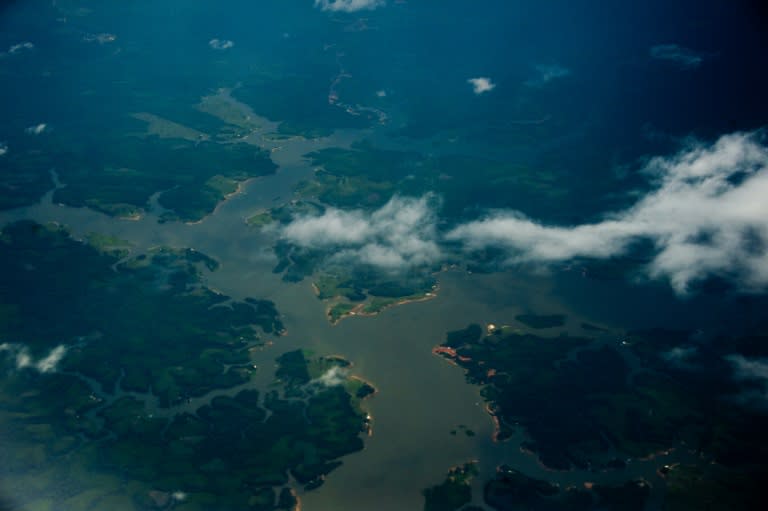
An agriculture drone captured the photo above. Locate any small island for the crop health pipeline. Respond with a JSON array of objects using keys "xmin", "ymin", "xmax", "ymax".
[{"xmin": 269, "ymin": 234, "xmax": 440, "ymax": 325}]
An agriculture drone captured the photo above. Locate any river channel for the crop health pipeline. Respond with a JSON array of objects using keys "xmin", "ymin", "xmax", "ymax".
[{"xmin": 0, "ymin": 109, "xmax": 751, "ymax": 511}]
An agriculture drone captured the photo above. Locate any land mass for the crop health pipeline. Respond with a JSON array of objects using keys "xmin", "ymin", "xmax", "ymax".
[
  {"xmin": 0, "ymin": 221, "xmax": 376, "ymax": 510},
  {"xmin": 433, "ymin": 323, "xmax": 768, "ymax": 509}
]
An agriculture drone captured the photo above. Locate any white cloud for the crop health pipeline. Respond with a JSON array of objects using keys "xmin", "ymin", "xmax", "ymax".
[
  {"xmin": 82, "ymin": 33, "xmax": 117, "ymax": 44},
  {"xmin": 8, "ymin": 42, "xmax": 34, "ymax": 54},
  {"xmin": 726, "ymin": 354, "xmax": 768, "ymax": 407},
  {"xmin": 525, "ymin": 64, "xmax": 570, "ymax": 87},
  {"xmin": 650, "ymin": 44, "xmax": 704, "ymax": 70},
  {"xmin": 728, "ymin": 354, "xmax": 768, "ymax": 381},
  {"xmin": 0, "ymin": 142, "xmax": 7, "ymax": 156},
  {"xmin": 280, "ymin": 132, "xmax": 768, "ymax": 295},
  {"xmin": 15, "ymin": 349, "xmax": 32, "ymax": 370},
  {"xmin": 25, "ymin": 123, "xmax": 48, "ymax": 135},
  {"xmin": 375, "ymin": 90, "xmax": 387, "ymax": 98},
  {"xmin": 467, "ymin": 77, "xmax": 495, "ymax": 95},
  {"xmin": 36, "ymin": 345, "xmax": 68, "ymax": 372},
  {"xmin": 281, "ymin": 195, "xmax": 441, "ymax": 270},
  {"xmin": 447, "ymin": 132, "xmax": 768, "ymax": 294},
  {"xmin": 0, "ymin": 343, "xmax": 68, "ymax": 373},
  {"xmin": 314, "ymin": 0, "xmax": 385, "ymax": 12},
  {"xmin": 209, "ymin": 38, "xmax": 234, "ymax": 50},
  {"xmin": 282, "ymin": 209, "xmax": 373, "ymax": 246},
  {"xmin": 661, "ymin": 346, "xmax": 698, "ymax": 369},
  {"xmin": 315, "ymin": 366, "xmax": 348, "ymax": 387}
]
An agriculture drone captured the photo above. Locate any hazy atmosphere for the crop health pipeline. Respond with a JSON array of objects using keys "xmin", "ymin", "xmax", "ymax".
[{"xmin": 1, "ymin": 1, "xmax": 767, "ymax": 510}]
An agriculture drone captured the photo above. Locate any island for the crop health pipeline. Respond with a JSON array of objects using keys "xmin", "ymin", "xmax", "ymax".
[{"xmin": 267, "ymin": 226, "xmax": 440, "ymax": 325}]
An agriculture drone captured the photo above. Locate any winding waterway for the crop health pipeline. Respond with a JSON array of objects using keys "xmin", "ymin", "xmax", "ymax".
[{"xmin": 0, "ymin": 109, "xmax": 753, "ymax": 511}]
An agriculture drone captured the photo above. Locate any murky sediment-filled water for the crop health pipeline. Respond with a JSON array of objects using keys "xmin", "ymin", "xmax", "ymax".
[{"xmin": 0, "ymin": 124, "xmax": 751, "ymax": 510}]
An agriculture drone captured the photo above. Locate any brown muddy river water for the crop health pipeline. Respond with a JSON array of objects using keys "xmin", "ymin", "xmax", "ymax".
[{"xmin": 0, "ymin": 124, "xmax": 740, "ymax": 511}]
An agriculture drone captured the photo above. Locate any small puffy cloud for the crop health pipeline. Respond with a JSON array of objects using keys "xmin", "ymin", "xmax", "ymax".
[
  {"xmin": 36, "ymin": 346, "xmax": 67, "ymax": 372},
  {"xmin": 316, "ymin": 366, "xmax": 348, "ymax": 387},
  {"xmin": 375, "ymin": 89, "xmax": 387, "ymax": 97},
  {"xmin": 728, "ymin": 354, "xmax": 768, "ymax": 380},
  {"xmin": 650, "ymin": 44, "xmax": 704, "ymax": 70},
  {"xmin": 0, "ymin": 343, "xmax": 68, "ymax": 373},
  {"xmin": 282, "ymin": 209, "xmax": 373, "ymax": 246},
  {"xmin": 661, "ymin": 346, "xmax": 698, "ymax": 369},
  {"xmin": 15, "ymin": 349, "xmax": 32, "ymax": 369},
  {"xmin": 314, "ymin": 0, "xmax": 385, "ymax": 12},
  {"xmin": 8, "ymin": 41, "xmax": 34, "ymax": 54},
  {"xmin": 726, "ymin": 354, "xmax": 768, "ymax": 407},
  {"xmin": 447, "ymin": 132, "xmax": 768, "ymax": 294},
  {"xmin": 525, "ymin": 64, "xmax": 570, "ymax": 87},
  {"xmin": 467, "ymin": 77, "xmax": 495, "ymax": 95},
  {"xmin": 209, "ymin": 38, "xmax": 234, "ymax": 50},
  {"xmin": 281, "ymin": 195, "xmax": 441, "ymax": 270},
  {"xmin": 25, "ymin": 123, "xmax": 48, "ymax": 135},
  {"xmin": 0, "ymin": 142, "xmax": 7, "ymax": 156},
  {"xmin": 82, "ymin": 33, "xmax": 116, "ymax": 44}
]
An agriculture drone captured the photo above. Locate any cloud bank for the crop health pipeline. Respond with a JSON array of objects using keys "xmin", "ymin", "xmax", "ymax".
[
  {"xmin": 281, "ymin": 195, "xmax": 441, "ymax": 270},
  {"xmin": 0, "ymin": 343, "xmax": 68, "ymax": 373},
  {"xmin": 279, "ymin": 132, "xmax": 768, "ymax": 294},
  {"xmin": 468, "ymin": 77, "xmax": 496, "ymax": 95},
  {"xmin": 650, "ymin": 44, "xmax": 704, "ymax": 69},
  {"xmin": 314, "ymin": 0, "xmax": 385, "ymax": 12},
  {"xmin": 209, "ymin": 38, "xmax": 234, "ymax": 50},
  {"xmin": 447, "ymin": 132, "xmax": 768, "ymax": 294}
]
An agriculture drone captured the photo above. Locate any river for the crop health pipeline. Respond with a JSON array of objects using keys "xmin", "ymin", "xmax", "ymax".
[{"xmin": 0, "ymin": 110, "xmax": 749, "ymax": 511}]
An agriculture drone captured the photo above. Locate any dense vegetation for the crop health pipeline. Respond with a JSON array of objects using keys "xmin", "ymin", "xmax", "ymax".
[
  {"xmin": 435, "ymin": 323, "xmax": 768, "ymax": 509},
  {"xmin": 0, "ymin": 221, "xmax": 374, "ymax": 510}
]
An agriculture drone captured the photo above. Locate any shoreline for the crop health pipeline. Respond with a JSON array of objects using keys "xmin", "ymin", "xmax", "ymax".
[
  {"xmin": 350, "ymin": 374, "xmax": 377, "ymax": 437},
  {"xmin": 183, "ymin": 179, "xmax": 249, "ymax": 226},
  {"xmin": 432, "ymin": 344, "xmax": 506, "ymax": 445},
  {"xmin": 327, "ymin": 285, "xmax": 440, "ymax": 326}
]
